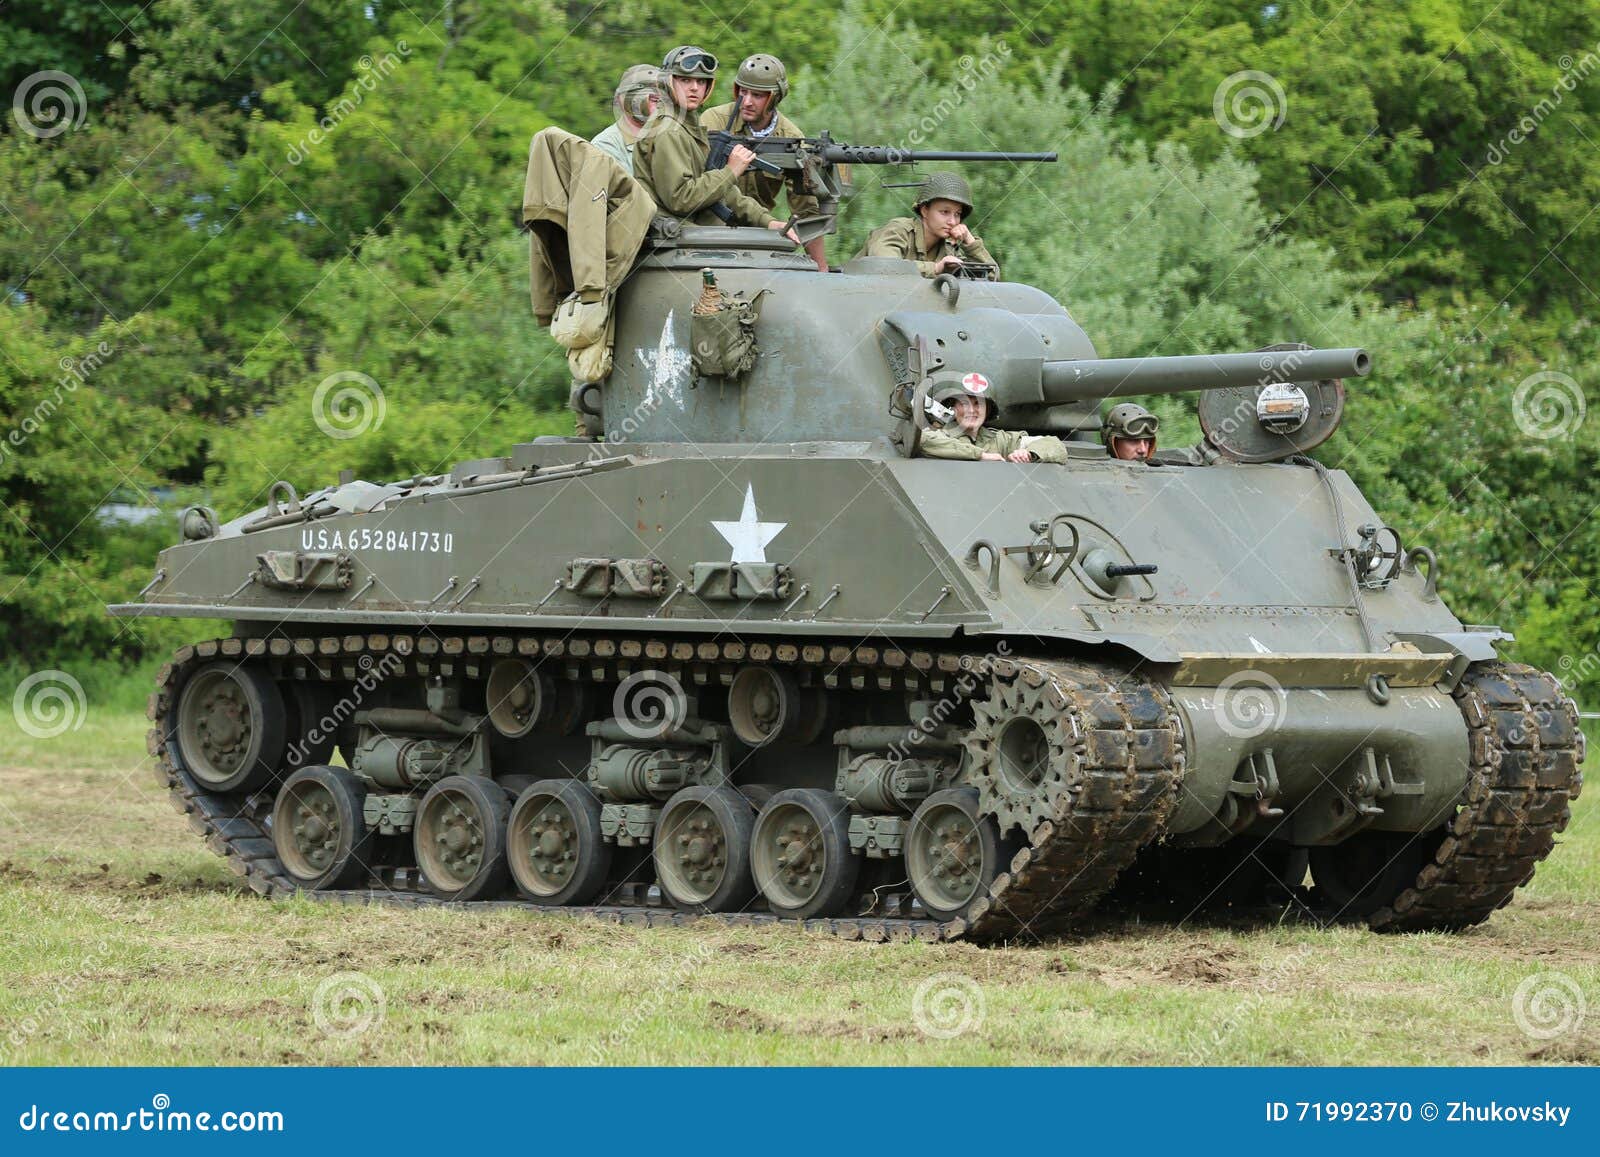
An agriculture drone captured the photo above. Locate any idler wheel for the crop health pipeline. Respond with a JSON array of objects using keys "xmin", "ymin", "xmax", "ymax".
[
  {"xmin": 271, "ymin": 765, "xmax": 373, "ymax": 890},
  {"xmin": 750, "ymin": 788, "xmax": 860, "ymax": 919},
  {"xmin": 653, "ymin": 786, "xmax": 756, "ymax": 913},
  {"xmin": 414, "ymin": 775, "xmax": 512, "ymax": 901},
  {"xmin": 906, "ymin": 788, "xmax": 1015, "ymax": 922},
  {"xmin": 174, "ymin": 662, "xmax": 287, "ymax": 793},
  {"xmin": 507, "ymin": 779, "xmax": 613, "ymax": 906},
  {"xmin": 1310, "ymin": 830, "xmax": 1439, "ymax": 919}
]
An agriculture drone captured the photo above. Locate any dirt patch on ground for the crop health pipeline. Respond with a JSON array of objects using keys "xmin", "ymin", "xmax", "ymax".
[{"xmin": 705, "ymin": 1000, "xmax": 777, "ymax": 1034}]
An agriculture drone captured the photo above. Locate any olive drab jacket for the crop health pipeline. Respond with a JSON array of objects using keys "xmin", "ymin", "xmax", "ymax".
[
  {"xmin": 857, "ymin": 216, "xmax": 998, "ymax": 278},
  {"xmin": 918, "ymin": 425, "xmax": 1069, "ymax": 463},
  {"xmin": 633, "ymin": 105, "xmax": 776, "ymax": 227},
  {"xmin": 521, "ymin": 127, "xmax": 656, "ymax": 324},
  {"xmin": 698, "ymin": 103, "xmax": 820, "ymax": 223}
]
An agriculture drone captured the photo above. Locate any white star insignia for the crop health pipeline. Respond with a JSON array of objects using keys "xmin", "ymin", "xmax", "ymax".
[{"xmin": 712, "ymin": 484, "xmax": 786, "ymax": 564}]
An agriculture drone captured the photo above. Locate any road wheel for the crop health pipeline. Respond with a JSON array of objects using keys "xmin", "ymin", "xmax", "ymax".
[
  {"xmin": 907, "ymin": 787, "xmax": 1013, "ymax": 922},
  {"xmin": 507, "ymin": 779, "xmax": 613, "ymax": 905},
  {"xmin": 415, "ymin": 775, "xmax": 512, "ymax": 901},
  {"xmin": 653, "ymin": 786, "xmax": 756, "ymax": 913},
  {"xmin": 751, "ymin": 788, "xmax": 860, "ymax": 918},
  {"xmin": 272, "ymin": 765, "xmax": 373, "ymax": 889}
]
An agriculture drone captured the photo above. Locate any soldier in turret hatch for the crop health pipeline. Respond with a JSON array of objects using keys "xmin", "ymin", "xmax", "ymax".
[
  {"xmin": 701, "ymin": 54, "xmax": 828, "ymax": 271},
  {"xmin": 1101, "ymin": 403, "xmax": 1159, "ymax": 462},
  {"xmin": 858, "ymin": 172, "xmax": 999, "ymax": 278},
  {"xmin": 633, "ymin": 45, "xmax": 799, "ymax": 244},
  {"xmin": 917, "ymin": 373, "xmax": 1069, "ymax": 462}
]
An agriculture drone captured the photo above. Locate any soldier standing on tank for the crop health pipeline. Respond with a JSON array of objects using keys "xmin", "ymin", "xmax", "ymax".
[
  {"xmin": 917, "ymin": 373, "xmax": 1069, "ymax": 462},
  {"xmin": 1101, "ymin": 403, "xmax": 1159, "ymax": 461},
  {"xmin": 634, "ymin": 46, "xmax": 799, "ymax": 243},
  {"xmin": 701, "ymin": 54, "xmax": 828, "ymax": 271},
  {"xmin": 858, "ymin": 172, "xmax": 999, "ymax": 278},
  {"xmin": 591, "ymin": 65, "xmax": 664, "ymax": 176}
]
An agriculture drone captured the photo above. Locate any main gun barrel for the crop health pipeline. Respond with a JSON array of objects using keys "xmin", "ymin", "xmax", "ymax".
[{"xmin": 1036, "ymin": 347, "xmax": 1370, "ymax": 404}]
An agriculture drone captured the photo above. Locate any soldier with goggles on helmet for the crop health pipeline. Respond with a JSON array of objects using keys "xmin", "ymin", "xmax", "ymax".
[{"xmin": 634, "ymin": 46, "xmax": 800, "ymax": 244}]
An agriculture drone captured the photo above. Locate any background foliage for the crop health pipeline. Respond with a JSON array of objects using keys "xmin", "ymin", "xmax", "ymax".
[{"xmin": 2, "ymin": 0, "xmax": 1597, "ymax": 701}]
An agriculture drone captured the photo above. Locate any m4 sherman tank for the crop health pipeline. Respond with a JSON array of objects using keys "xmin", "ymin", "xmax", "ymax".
[{"xmin": 114, "ymin": 223, "xmax": 1584, "ymax": 942}]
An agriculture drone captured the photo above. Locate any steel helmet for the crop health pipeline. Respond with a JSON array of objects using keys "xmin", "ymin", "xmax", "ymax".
[
  {"xmin": 914, "ymin": 171, "xmax": 974, "ymax": 215},
  {"xmin": 1103, "ymin": 403, "xmax": 1160, "ymax": 442},
  {"xmin": 734, "ymin": 53, "xmax": 789, "ymax": 102},
  {"xmin": 662, "ymin": 45, "xmax": 719, "ymax": 79},
  {"xmin": 925, "ymin": 371, "xmax": 997, "ymax": 424},
  {"xmin": 614, "ymin": 64, "xmax": 664, "ymax": 123}
]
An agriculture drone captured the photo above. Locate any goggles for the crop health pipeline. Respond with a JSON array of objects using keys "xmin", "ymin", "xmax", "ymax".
[
  {"xmin": 665, "ymin": 49, "xmax": 718, "ymax": 78},
  {"xmin": 1114, "ymin": 416, "xmax": 1159, "ymax": 438}
]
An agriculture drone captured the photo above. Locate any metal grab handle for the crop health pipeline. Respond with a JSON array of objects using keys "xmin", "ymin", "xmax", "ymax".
[{"xmin": 931, "ymin": 273, "xmax": 960, "ymax": 309}]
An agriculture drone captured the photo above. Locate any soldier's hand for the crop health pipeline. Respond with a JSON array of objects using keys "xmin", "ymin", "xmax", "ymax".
[
  {"xmin": 1007, "ymin": 449, "xmax": 1033, "ymax": 463},
  {"xmin": 979, "ymin": 452, "xmax": 1004, "ymax": 461},
  {"xmin": 949, "ymin": 222, "xmax": 976, "ymax": 248},
  {"xmin": 728, "ymin": 145, "xmax": 757, "ymax": 175},
  {"xmin": 766, "ymin": 221, "xmax": 801, "ymax": 245},
  {"xmin": 934, "ymin": 254, "xmax": 964, "ymax": 274}
]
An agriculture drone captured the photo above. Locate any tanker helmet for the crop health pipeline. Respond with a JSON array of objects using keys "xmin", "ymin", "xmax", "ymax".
[
  {"xmin": 914, "ymin": 171, "xmax": 975, "ymax": 215},
  {"xmin": 614, "ymin": 64, "xmax": 664, "ymax": 123},
  {"xmin": 734, "ymin": 53, "xmax": 789, "ymax": 102},
  {"xmin": 662, "ymin": 45, "xmax": 719, "ymax": 79},
  {"xmin": 1103, "ymin": 403, "xmax": 1159, "ymax": 440}
]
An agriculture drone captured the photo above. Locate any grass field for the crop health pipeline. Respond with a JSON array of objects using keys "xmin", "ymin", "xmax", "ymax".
[{"xmin": 1, "ymin": 703, "xmax": 1595, "ymax": 1066}]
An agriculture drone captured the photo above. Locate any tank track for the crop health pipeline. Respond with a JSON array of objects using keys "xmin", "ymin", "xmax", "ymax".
[
  {"xmin": 1368, "ymin": 662, "xmax": 1584, "ymax": 931},
  {"xmin": 147, "ymin": 633, "xmax": 1183, "ymax": 944}
]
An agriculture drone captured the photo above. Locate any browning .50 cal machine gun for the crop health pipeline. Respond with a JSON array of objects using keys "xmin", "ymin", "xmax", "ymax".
[{"xmin": 705, "ymin": 129, "xmax": 1056, "ymax": 241}]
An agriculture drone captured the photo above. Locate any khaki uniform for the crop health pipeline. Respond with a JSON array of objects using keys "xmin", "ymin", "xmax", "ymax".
[
  {"xmin": 699, "ymin": 103, "xmax": 820, "ymax": 222},
  {"xmin": 633, "ymin": 106, "xmax": 775, "ymax": 226},
  {"xmin": 590, "ymin": 121, "xmax": 638, "ymax": 175},
  {"xmin": 521, "ymin": 127, "xmax": 656, "ymax": 324},
  {"xmin": 919, "ymin": 426, "xmax": 1069, "ymax": 462},
  {"xmin": 858, "ymin": 216, "xmax": 998, "ymax": 278}
]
